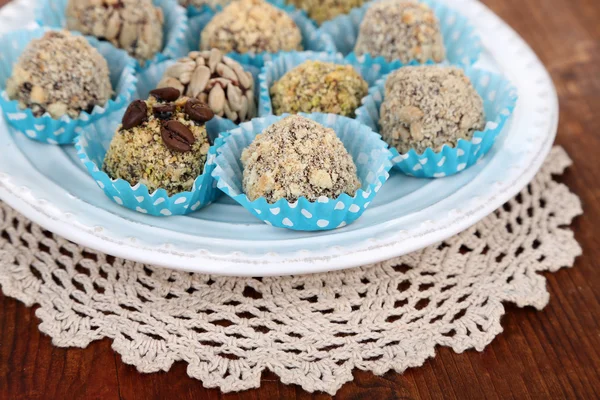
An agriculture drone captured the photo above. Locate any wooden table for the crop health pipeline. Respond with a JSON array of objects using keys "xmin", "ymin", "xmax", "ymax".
[{"xmin": 1, "ymin": 0, "xmax": 599, "ymax": 398}]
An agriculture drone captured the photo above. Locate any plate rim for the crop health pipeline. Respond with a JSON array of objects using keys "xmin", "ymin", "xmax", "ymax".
[{"xmin": 0, "ymin": 0, "xmax": 558, "ymax": 276}]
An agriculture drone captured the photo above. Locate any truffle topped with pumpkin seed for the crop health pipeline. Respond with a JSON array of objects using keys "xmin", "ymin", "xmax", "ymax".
[
  {"xmin": 66, "ymin": 0, "xmax": 164, "ymax": 63},
  {"xmin": 157, "ymin": 49, "xmax": 256, "ymax": 123},
  {"xmin": 200, "ymin": 0, "xmax": 303, "ymax": 54},
  {"xmin": 103, "ymin": 88, "xmax": 214, "ymax": 195}
]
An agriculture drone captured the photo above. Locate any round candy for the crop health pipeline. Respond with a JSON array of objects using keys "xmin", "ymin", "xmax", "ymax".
[
  {"xmin": 66, "ymin": 0, "xmax": 164, "ymax": 63},
  {"xmin": 200, "ymin": 0, "xmax": 302, "ymax": 54},
  {"xmin": 104, "ymin": 92, "xmax": 213, "ymax": 195},
  {"xmin": 5, "ymin": 30, "xmax": 112, "ymax": 119},
  {"xmin": 270, "ymin": 60, "xmax": 368, "ymax": 117},
  {"xmin": 380, "ymin": 66, "xmax": 486, "ymax": 154},
  {"xmin": 241, "ymin": 115, "xmax": 360, "ymax": 203},
  {"xmin": 354, "ymin": 0, "xmax": 445, "ymax": 63}
]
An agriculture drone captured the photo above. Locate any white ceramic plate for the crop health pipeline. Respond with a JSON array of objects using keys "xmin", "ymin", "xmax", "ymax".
[{"xmin": 0, "ymin": 0, "xmax": 557, "ymax": 276}]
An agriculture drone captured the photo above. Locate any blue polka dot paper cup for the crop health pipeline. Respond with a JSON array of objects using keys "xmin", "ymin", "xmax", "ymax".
[
  {"xmin": 355, "ymin": 67, "xmax": 518, "ymax": 178},
  {"xmin": 35, "ymin": 0, "xmax": 189, "ymax": 70},
  {"xmin": 258, "ymin": 51, "xmax": 403, "ymax": 117},
  {"xmin": 319, "ymin": 0, "xmax": 481, "ymax": 67},
  {"xmin": 186, "ymin": 0, "xmax": 335, "ymax": 70},
  {"xmin": 74, "ymin": 110, "xmax": 236, "ymax": 216},
  {"xmin": 212, "ymin": 113, "xmax": 393, "ymax": 231},
  {"xmin": 0, "ymin": 27, "xmax": 137, "ymax": 145}
]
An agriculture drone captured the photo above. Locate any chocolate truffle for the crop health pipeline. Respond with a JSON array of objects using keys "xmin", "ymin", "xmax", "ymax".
[
  {"xmin": 379, "ymin": 66, "xmax": 485, "ymax": 154},
  {"xmin": 270, "ymin": 60, "xmax": 368, "ymax": 117},
  {"xmin": 103, "ymin": 89, "xmax": 214, "ymax": 195},
  {"xmin": 200, "ymin": 0, "xmax": 303, "ymax": 54},
  {"xmin": 66, "ymin": 0, "xmax": 164, "ymax": 63},
  {"xmin": 288, "ymin": 0, "xmax": 367, "ymax": 24},
  {"xmin": 178, "ymin": 0, "xmax": 231, "ymax": 9},
  {"xmin": 354, "ymin": 0, "xmax": 445, "ymax": 63},
  {"xmin": 241, "ymin": 115, "xmax": 360, "ymax": 203},
  {"xmin": 5, "ymin": 30, "xmax": 112, "ymax": 119},
  {"xmin": 157, "ymin": 49, "xmax": 256, "ymax": 123}
]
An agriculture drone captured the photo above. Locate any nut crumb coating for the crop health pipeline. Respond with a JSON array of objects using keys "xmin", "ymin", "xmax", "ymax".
[
  {"xmin": 270, "ymin": 60, "xmax": 368, "ymax": 117},
  {"xmin": 241, "ymin": 115, "xmax": 360, "ymax": 203},
  {"xmin": 66, "ymin": 0, "xmax": 164, "ymax": 63},
  {"xmin": 104, "ymin": 96, "xmax": 210, "ymax": 195},
  {"xmin": 200, "ymin": 0, "xmax": 303, "ymax": 54},
  {"xmin": 288, "ymin": 0, "xmax": 368, "ymax": 24},
  {"xmin": 5, "ymin": 30, "xmax": 112, "ymax": 119},
  {"xmin": 354, "ymin": 0, "xmax": 445, "ymax": 63},
  {"xmin": 380, "ymin": 66, "xmax": 485, "ymax": 154}
]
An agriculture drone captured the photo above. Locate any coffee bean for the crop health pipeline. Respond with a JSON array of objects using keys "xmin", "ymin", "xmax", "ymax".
[
  {"xmin": 122, "ymin": 100, "xmax": 147, "ymax": 129},
  {"xmin": 161, "ymin": 120, "xmax": 196, "ymax": 152},
  {"xmin": 153, "ymin": 103, "xmax": 176, "ymax": 120},
  {"xmin": 185, "ymin": 98, "xmax": 214, "ymax": 123},
  {"xmin": 150, "ymin": 87, "xmax": 180, "ymax": 102}
]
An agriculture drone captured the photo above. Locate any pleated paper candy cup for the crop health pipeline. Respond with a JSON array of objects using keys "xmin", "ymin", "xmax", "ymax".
[
  {"xmin": 0, "ymin": 27, "xmax": 137, "ymax": 145},
  {"xmin": 258, "ymin": 51, "xmax": 404, "ymax": 117},
  {"xmin": 212, "ymin": 113, "xmax": 393, "ymax": 231},
  {"xmin": 319, "ymin": 0, "xmax": 481, "ymax": 67},
  {"xmin": 186, "ymin": 0, "xmax": 336, "ymax": 70},
  {"xmin": 35, "ymin": 0, "xmax": 189, "ymax": 70},
  {"xmin": 74, "ymin": 110, "xmax": 235, "ymax": 216},
  {"xmin": 355, "ymin": 67, "xmax": 518, "ymax": 178}
]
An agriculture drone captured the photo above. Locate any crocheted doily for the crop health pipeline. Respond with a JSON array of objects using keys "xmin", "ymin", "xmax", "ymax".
[{"xmin": 0, "ymin": 147, "xmax": 582, "ymax": 395}]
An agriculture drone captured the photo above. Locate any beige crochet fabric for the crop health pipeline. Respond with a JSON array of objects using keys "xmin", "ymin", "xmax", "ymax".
[{"xmin": 0, "ymin": 147, "xmax": 582, "ymax": 395}]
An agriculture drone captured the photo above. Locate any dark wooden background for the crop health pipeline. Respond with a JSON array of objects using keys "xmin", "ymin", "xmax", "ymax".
[{"xmin": 1, "ymin": 0, "xmax": 599, "ymax": 398}]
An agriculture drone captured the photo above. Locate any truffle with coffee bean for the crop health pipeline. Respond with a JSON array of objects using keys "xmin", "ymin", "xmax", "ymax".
[
  {"xmin": 157, "ymin": 49, "xmax": 256, "ymax": 123},
  {"xmin": 103, "ymin": 87, "xmax": 215, "ymax": 195}
]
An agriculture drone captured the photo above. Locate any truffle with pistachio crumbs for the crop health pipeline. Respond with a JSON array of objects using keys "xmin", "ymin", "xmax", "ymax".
[
  {"xmin": 5, "ymin": 30, "xmax": 112, "ymax": 119},
  {"xmin": 241, "ymin": 115, "xmax": 360, "ymax": 203},
  {"xmin": 103, "ymin": 87, "xmax": 215, "ymax": 195},
  {"xmin": 379, "ymin": 66, "xmax": 486, "ymax": 154},
  {"xmin": 200, "ymin": 0, "xmax": 303, "ymax": 54},
  {"xmin": 354, "ymin": 0, "xmax": 445, "ymax": 63},
  {"xmin": 288, "ymin": 0, "xmax": 369, "ymax": 25},
  {"xmin": 270, "ymin": 60, "xmax": 368, "ymax": 117}
]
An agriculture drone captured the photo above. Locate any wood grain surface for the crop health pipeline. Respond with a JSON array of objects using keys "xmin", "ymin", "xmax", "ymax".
[{"xmin": 1, "ymin": 0, "xmax": 599, "ymax": 398}]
